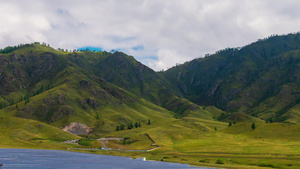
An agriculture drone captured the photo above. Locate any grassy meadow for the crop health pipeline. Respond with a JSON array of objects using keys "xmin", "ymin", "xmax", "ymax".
[
  {"xmin": 95, "ymin": 119, "xmax": 300, "ymax": 169},
  {"xmin": 2, "ymin": 96, "xmax": 300, "ymax": 168}
]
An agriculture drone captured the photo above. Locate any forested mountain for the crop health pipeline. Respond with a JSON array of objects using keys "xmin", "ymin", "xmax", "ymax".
[{"xmin": 163, "ymin": 33, "xmax": 300, "ymax": 123}]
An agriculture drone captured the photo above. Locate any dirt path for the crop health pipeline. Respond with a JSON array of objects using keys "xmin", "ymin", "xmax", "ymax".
[
  {"xmin": 98, "ymin": 140, "xmax": 109, "ymax": 149},
  {"xmin": 97, "ymin": 138, "xmax": 123, "ymax": 150}
]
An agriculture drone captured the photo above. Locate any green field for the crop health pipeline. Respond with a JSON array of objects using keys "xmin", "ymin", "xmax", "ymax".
[
  {"xmin": 95, "ymin": 119, "xmax": 300, "ymax": 169},
  {"xmin": 2, "ymin": 95, "xmax": 300, "ymax": 168}
]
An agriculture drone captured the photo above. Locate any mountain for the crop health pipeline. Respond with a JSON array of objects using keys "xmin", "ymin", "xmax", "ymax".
[
  {"xmin": 0, "ymin": 43, "xmax": 221, "ymax": 136},
  {"xmin": 0, "ymin": 43, "xmax": 227, "ymax": 153},
  {"xmin": 2, "ymin": 36, "xmax": 300, "ymax": 168},
  {"xmin": 61, "ymin": 50, "xmax": 204, "ymax": 118},
  {"xmin": 163, "ymin": 33, "xmax": 300, "ymax": 123},
  {"xmin": 2, "ymin": 33, "xmax": 300, "ymax": 126}
]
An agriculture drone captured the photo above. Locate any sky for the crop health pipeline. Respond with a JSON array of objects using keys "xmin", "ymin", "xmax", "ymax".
[{"xmin": 1, "ymin": 0, "xmax": 300, "ymax": 71}]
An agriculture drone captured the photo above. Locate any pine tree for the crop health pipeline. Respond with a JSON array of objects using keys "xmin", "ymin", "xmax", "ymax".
[
  {"xmin": 120, "ymin": 124, "xmax": 125, "ymax": 130},
  {"xmin": 228, "ymin": 122, "xmax": 232, "ymax": 127},
  {"xmin": 251, "ymin": 123, "xmax": 256, "ymax": 130},
  {"xmin": 147, "ymin": 119, "xmax": 151, "ymax": 125},
  {"xmin": 128, "ymin": 123, "xmax": 134, "ymax": 129}
]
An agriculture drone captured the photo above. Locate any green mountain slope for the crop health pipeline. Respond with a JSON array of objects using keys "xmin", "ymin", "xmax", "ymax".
[
  {"xmin": 0, "ymin": 44, "xmax": 218, "ymax": 136},
  {"xmin": 64, "ymin": 50, "xmax": 205, "ymax": 118},
  {"xmin": 0, "ymin": 111, "xmax": 79, "ymax": 148},
  {"xmin": 163, "ymin": 33, "xmax": 300, "ymax": 122}
]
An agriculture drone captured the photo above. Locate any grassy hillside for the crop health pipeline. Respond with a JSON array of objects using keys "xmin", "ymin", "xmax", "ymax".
[
  {"xmin": 0, "ymin": 112, "xmax": 79, "ymax": 149},
  {"xmin": 66, "ymin": 51, "xmax": 202, "ymax": 118},
  {"xmin": 0, "ymin": 44, "xmax": 202, "ymax": 119},
  {"xmin": 0, "ymin": 44, "xmax": 210, "ymax": 136},
  {"xmin": 86, "ymin": 112, "xmax": 300, "ymax": 169}
]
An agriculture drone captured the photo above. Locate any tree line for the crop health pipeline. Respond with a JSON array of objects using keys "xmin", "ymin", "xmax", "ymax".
[
  {"xmin": 0, "ymin": 42, "xmax": 117, "ymax": 55},
  {"xmin": 115, "ymin": 119, "xmax": 151, "ymax": 131},
  {"xmin": 0, "ymin": 42, "xmax": 50, "ymax": 54}
]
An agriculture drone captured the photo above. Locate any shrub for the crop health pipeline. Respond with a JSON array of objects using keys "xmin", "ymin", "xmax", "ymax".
[
  {"xmin": 78, "ymin": 139, "xmax": 91, "ymax": 146},
  {"xmin": 252, "ymin": 123, "xmax": 256, "ymax": 130},
  {"xmin": 216, "ymin": 159, "xmax": 224, "ymax": 164},
  {"xmin": 228, "ymin": 122, "xmax": 232, "ymax": 127},
  {"xmin": 199, "ymin": 159, "xmax": 209, "ymax": 163}
]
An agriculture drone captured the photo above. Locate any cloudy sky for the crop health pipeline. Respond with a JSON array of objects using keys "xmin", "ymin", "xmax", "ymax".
[{"xmin": 1, "ymin": 0, "xmax": 300, "ymax": 71}]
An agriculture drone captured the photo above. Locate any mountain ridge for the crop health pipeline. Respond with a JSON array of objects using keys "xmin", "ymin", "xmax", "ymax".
[
  {"xmin": 163, "ymin": 33, "xmax": 300, "ymax": 123},
  {"xmin": 1, "ymin": 33, "xmax": 300, "ymax": 125}
]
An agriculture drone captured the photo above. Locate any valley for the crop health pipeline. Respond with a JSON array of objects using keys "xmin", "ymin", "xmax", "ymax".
[{"xmin": 1, "ymin": 34, "xmax": 300, "ymax": 168}]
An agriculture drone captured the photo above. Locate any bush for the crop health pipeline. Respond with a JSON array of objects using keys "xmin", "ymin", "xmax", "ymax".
[
  {"xmin": 215, "ymin": 159, "xmax": 224, "ymax": 164},
  {"xmin": 252, "ymin": 123, "xmax": 256, "ymax": 130},
  {"xmin": 199, "ymin": 159, "xmax": 209, "ymax": 163},
  {"xmin": 78, "ymin": 139, "xmax": 91, "ymax": 146}
]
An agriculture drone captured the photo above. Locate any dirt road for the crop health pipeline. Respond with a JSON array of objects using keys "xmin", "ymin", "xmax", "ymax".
[{"xmin": 99, "ymin": 140, "xmax": 109, "ymax": 149}]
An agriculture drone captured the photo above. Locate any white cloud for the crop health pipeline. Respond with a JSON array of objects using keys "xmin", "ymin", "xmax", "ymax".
[
  {"xmin": 151, "ymin": 49, "xmax": 188, "ymax": 71},
  {"xmin": 1, "ymin": 0, "xmax": 300, "ymax": 70}
]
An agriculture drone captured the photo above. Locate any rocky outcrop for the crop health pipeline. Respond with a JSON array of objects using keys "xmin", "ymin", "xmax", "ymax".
[
  {"xmin": 86, "ymin": 98, "xmax": 99, "ymax": 107},
  {"xmin": 62, "ymin": 122, "xmax": 93, "ymax": 135}
]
